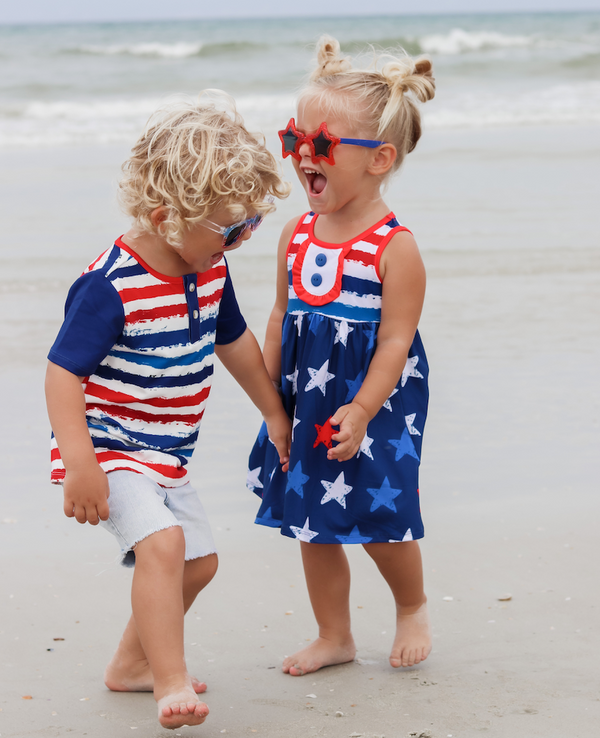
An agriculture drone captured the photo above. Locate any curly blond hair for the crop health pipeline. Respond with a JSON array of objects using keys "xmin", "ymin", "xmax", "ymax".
[
  {"xmin": 119, "ymin": 91, "xmax": 291, "ymax": 246},
  {"xmin": 299, "ymin": 36, "xmax": 435, "ymax": 175}
]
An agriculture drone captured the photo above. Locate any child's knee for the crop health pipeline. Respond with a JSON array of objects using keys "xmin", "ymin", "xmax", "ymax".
[
  {"xmin": 186, "ymin": 552, "xmax": 218, "ymax": 591},
  {"xmin": 135, "ymin": 525, "xmax": 186, "ymax": 567}
]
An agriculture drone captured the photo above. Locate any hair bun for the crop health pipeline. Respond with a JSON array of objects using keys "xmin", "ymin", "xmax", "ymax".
[
  {"xmin": 385, "ymin": 56, "xmax": 435, "ymax": 104},
  {"xmin": 310, "ymin": 35, "xmax": 352, "ymax": 81}
]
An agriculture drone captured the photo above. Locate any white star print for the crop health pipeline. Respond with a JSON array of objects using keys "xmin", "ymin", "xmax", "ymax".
[
  {"xmin": 357, "ymin": 432, "xmax": 374, "ymax": 460},
  {"xmin": 383, "ymin": 388, "xmax": 399, "ymax": 412},
  {"xmin": 334, "ymin": 320, "xmax": 353, "ymax": 347},
  {"xmin": 292, "ymin": 409, "xmax": 301, "ymax": 440},
  {"xmin": 296, "ymin": 314, "xmax": 303, "ymax": 336},
  {"xmin": 405, "ymin": 413, "xmax": 421, "ymax": 436},
  {"xmin": 401, "ymin": 355, "xmax": 423, "ymax": 387},
  {"xmin": 320, "ymin": 472, "xmax": 353, "ymax": 509},
  {"xmin": 246, "ymin": 467, "xmax": 263, "ymax": 492},
  {"xmin": 286, "ymin": 367, "xmax": 299, "ymax": 395},
  {"xmin": 290, "ymin": 517, "xmax": 319, "ymax": 542},
  {"xmin": 389, "ymin": 529, "xmax": 413, "ymax": 543},
  {"xmin": 305, "ymin": 359, "xmax": 335, "ymax": 396}
]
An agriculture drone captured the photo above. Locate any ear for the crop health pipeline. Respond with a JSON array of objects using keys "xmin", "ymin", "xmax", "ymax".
[
  {"xmin": 367, "ymin": 143, "xmax": 397, "ymax": 176},
  {"xmin": 149, "ymin": 206, "xmax": 169, "ymax": 229}
]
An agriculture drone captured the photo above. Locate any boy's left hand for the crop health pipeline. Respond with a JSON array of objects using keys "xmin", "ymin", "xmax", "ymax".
[
  {"xmin": 328, "ymin": 402, "xmax": 370, "ymax": 462},
  {"xmin": 265, "ymin": 409, "xmax": 292, "ymax": 473}
]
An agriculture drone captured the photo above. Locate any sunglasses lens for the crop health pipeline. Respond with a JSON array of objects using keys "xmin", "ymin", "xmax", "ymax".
[
  {"xmin": 281, "ymin": 129, "xmax": 301, "ymax": 157},
  {"xmin": 224, "ymin": 223, "xmax": 247, "ymax": 247},
  {"xmin": 312, "ymin": 130, "xmax": 334, "ymax": 160}
]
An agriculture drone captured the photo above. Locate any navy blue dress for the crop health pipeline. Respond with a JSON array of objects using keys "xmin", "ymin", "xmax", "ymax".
[{"xmin": 248, "ymin": 212, "xmax": 428, "ymax": 544}]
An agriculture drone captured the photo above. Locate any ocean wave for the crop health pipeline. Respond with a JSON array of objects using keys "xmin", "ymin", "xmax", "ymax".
[
  {"xmin": 62, "ymin": 39, "xmax": 268, "ymax": 59},
  {"xmin": 1, "ymin": 81, "xmax": 599, "ymax": 148},
  {"xmin": 419, "ymin": 28, "xmax": 533, "ymax": 55},
  {"xmin": 564, "ymin": 51, "xmax": 600, "ymax": 72},
  {"xmin": 0, "ymin": 94, "xmax": 296, "ymax": 148},
  {"xmin": 65, "ymin": 42, "xmax": 204, "ymax": 58},
  {"xmin": 425, "ymin": 81, "xmax": 600, "ymax": 128}
]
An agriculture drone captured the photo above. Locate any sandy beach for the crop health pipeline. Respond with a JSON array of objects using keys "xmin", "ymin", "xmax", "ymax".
[{"xmin": 1, "ymin": 123, "xmax": 599, "ymax": 737}]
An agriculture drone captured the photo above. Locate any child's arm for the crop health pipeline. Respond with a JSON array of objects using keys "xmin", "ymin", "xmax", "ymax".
[
  {"xmin": 215, "ymin": 328, "xmax": 291, "ymax": 472},
  {"xmin": 329, "ymin": 231, "xmax": 426, "ymax": 461},
  {"xmin": 45, "ymin": 361, "xmax": 110, "ymax": 525},
  {"xmin": 262, "ymin": 216, "xmax": 301, "ymax": 384}
]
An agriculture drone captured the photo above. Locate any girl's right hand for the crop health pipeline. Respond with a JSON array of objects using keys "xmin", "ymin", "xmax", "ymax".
[
  {"xmin": 265, "ymin": 408, "xmax": 292, "ymax": 473},
  {"xmin": 63, "ymin": 463, "xmax": 110, "ymax": 525},
  {"xmin": 328, "ymin": 402, "xmax": 370, "ymax": 462}
]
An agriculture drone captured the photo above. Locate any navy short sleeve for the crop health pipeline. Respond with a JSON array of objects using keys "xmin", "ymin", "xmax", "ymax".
[
  {"xmin": 215, "ymin": 264, "xmax": 247, "ymax": 345},
  {"xmin": 48, "ymin": 271, "xmax": 125, "ymax": 377}
]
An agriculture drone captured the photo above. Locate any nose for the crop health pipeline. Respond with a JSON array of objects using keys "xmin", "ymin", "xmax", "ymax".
[{"xmin": 297, "ymin": 139, "xmax": 312, "ymax": 159}]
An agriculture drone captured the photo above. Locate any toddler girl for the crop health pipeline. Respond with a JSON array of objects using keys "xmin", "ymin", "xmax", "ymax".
[{"xmin": 248, "ymin": 36, "xmax": 435, "ymax": 676}]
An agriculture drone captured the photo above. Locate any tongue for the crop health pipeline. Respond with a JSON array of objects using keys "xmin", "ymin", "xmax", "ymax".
[{"xmin": 312, "ymin": 174, "xmax": 327, "ymax": 194}]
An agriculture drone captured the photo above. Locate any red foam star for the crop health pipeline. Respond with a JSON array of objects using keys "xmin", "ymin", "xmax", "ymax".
[{"xmin": 314, "ymin": 417, "xmax": 338, "ymax": 449}]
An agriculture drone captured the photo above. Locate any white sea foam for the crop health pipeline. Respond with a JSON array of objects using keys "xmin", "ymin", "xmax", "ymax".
[
  {"xmin": 2, "ymin": 83, "xmax": 598, "ymax": 148},
  {"xmin": 419, "ymin": 28, "xmax": 533, "ymax": 55},
  {"xmin": 425, "ymin": 82, "xmax": 600, "ymax": 129},
  {"xmin": 0, "ymin": 94, "xmax": 296, "ymax": 148},
  {"xmin": 73, "ymin": 42, "xmax": 203, "ymax": 58}
]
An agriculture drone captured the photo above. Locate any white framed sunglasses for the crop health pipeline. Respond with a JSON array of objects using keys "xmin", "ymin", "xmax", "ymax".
[{"xmin": 201, "ymin": 197, "xmax": 274, "ymax": 248}]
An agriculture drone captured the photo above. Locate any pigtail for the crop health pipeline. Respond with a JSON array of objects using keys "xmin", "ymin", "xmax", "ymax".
[
  {"xmin": 379, "ymin": 56, "xmax": 435, "ymax": 154},
  {"xmin": 310, "ymin": 35, "xmax": 352, "ymax": 81}
]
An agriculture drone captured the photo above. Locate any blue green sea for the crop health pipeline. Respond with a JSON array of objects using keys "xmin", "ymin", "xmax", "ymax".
[{"xmin": 1, "ymin": 11, "xmax": 599, "ymax": 147}]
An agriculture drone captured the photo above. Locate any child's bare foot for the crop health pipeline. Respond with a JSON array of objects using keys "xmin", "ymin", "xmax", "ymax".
[
  {"xmin": 157, "ymin": 685, "xmax": 209, "ymax": 730},
  {"xmin": 282, "ymin": 636, "xmax": 356, "ymax": 676},
  {"xmin": 104, "ymin": 653, "xmax": 207, "ymax": 694},
  {"xmin": 389, "ymin": 600, "xmax": 432, "ymax": 668}
]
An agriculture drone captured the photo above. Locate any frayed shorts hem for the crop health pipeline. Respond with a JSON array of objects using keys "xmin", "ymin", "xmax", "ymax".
[{"xmin": 99, "ymin": 470, "xmax": 216, "ymax": 568}]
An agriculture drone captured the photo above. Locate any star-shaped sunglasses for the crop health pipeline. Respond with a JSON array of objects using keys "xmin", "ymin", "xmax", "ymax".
[{"xmin": 279, "ymin": 118, "xmax": 385, "ymax": 166}]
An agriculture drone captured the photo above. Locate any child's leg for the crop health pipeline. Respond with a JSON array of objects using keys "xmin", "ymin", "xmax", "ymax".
[
  {"xmin": 283, "ymin": 542, "xmax": 356, "ymax": 676},
  {"xmin": 126, "ymin": 525, "xmax": 209, "ymax": 728},
  {"xmin": 104, "ymin": 551, "xmax": 218, "ymax": 693},
  {"xmin": 363, "ymin": 540, "xmax": 431, "ymax": 668}
]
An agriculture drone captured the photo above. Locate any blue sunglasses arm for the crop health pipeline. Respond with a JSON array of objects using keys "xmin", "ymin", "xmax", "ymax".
[{"xmin": 339, "ymin": 138, "xmax": 386, "ymax": 148}]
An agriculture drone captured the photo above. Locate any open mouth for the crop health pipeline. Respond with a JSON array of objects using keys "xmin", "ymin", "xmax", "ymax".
[{"xmin": 304, "ymin": 168, "xmax": 327, "ymax": 196}]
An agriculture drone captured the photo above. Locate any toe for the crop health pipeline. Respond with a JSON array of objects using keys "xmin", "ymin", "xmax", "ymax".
[{"xmin": 191, "ymin": 678, "xmax": 207, "ymax": 694}]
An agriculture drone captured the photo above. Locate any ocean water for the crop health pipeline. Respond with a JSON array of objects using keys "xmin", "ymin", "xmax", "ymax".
[
  {"xmin": 1, "ymin": 11, "xmax": 600, "ymax": 147},
  {"xmin": 0, "ymin": 11, "xmax": 598, "ymax": 370}
]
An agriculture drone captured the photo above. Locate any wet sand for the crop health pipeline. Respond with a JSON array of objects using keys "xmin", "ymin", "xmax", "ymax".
[{"xmin": 1, "ymin": 124, "xmax": 599, "ymax": 737}]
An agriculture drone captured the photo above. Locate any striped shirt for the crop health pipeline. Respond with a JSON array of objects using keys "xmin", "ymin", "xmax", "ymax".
[
  {"xmin": 48, "ymin": 238, "xmax": 246, "ymax": 487},
  {"xmin": 287, "ymin": 212, "xmax": 410, "ymax": 323}
]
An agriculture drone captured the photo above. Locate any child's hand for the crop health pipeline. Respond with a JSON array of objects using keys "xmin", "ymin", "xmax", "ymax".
[
  {"xmin": 265, "ymin": 408, "xmax": 292, "ymax": 473},
  {"xmin": 63, "ymin": 464, "xmax": 110, "ymax": 525},
  {"xmin": 328, "ymin": 402, "xmax": 370, "ymax": 462}
]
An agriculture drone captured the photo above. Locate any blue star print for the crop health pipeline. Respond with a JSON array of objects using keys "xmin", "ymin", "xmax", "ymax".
[
  {"xmin": 255, "ymin": 507, "xmax": 281, "ymax": 528},
  {"xmin": 388, "ymin": 428, "xmax": 420, "ymax": 462},
  {"xmin": 345, "ymin": 370, "xmax": 364, "ymax": 403},
  {"xmin": 257, "ymin": 423, "xmax": 269, "ymax": 446},
  {"xmin": 367, "ymin": 477, "xmax": 402, "ymax": 512},
  {"xmin": 364, "ymin": 328, "xmax": 376, "ymax": 351},
  {"xmin": 335, "ymin": 525, "xmax": 373, "ymax": 544},
  {"xmin": 286, "ymin": 460, "xmax": 310, "ymax": 498}
]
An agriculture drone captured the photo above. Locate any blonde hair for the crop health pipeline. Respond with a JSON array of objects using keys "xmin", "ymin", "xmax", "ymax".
[
  {"xmin": 298, "ymin": 36, "xmax": 435, "ymax": 175},
  {"xmin": 119, "ymin": 91, "xmax": 291, "ymax": 246}
]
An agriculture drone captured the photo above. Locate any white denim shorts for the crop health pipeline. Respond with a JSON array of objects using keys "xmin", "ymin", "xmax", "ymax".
[{"xmin": 99, "ymin": 470, "xmax": 217, "ymax": 567}]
